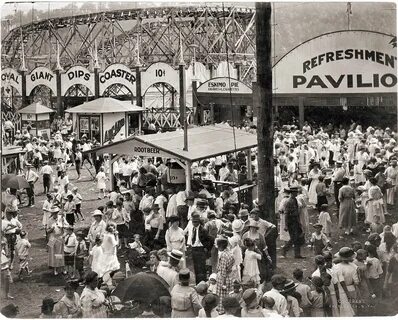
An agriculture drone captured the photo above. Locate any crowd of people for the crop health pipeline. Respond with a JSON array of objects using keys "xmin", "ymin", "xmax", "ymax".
[{"xmin": 1, "ymin": 119, "xmax": 398, "ymax": 318}]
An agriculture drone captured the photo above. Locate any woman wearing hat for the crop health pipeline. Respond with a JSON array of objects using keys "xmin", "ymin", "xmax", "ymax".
[
  {"xmin": 339, "ymin": 177, "xmax": 357, "ymax": 235},
  {"xmin": 54, "ymin": 281, "xmax": 82, "ymax": 318},
  {"xmin": 229, "ymin": 220, "xmax": 244, "ymax": 282},
  {"xmin": 145, "ymin": 203, "xmax": 166, "ymax": 250},
  {"xmin": 308, "ymin": 162, "xmax": 321, "ymax": 207},
  {"xmin": 165, "ymin": 216, "xmax": 186, "ymax": 267},
  {"xmin": 80, "ymin": 271, "xmax": 108, "ymax": 318},
  {"xmin": 365, "ymin": 177, "xmax": 386, "ymax": 226},
  {"xmin": 215, "ymin": 236, "xmax": 235, "ymax": 314},
  {"xmin": 46, "ymin": 206, "xmax": 66, "ymax": 275},
  {"xmin": 332, "ymin": 247, "xmax": 357, "ymax": 316},
  {"xmin": 88, "ymin": 210, "xmax": 106, "ymax": 250},
  {"xmin": 279, "ymin": 279, "xmax": 301, "ymax": 317},
  {"xmin": 170, "ymin": 268, "xmax": 202, "ymax": 317},
  {"xmin": 198, "ymin": 293, "xmax": 219, "ymax": 318},
  {"xmin": 39, "ymin": 297, "xmax": 57, "ymax": 318}
]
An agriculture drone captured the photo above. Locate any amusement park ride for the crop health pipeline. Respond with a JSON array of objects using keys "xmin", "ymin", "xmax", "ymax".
[{"xmin": 2, "ymin": 6, "xmax": 256, "ymax": 79}]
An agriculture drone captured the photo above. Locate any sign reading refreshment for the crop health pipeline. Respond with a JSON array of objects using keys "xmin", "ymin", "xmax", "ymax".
[
  {"xmin": 61, "ymin": 66, "xmax": 95, "ymax": 96},
  {"xmin": 26, "ymin": 67, "xmax": 57, "ymax": 95},
  {"xmin": 197, "ymin": 77, "xmax": 252, "ymax": 94},
  {"xmin": 273, "ymin": 30, "xmax": 397, "ymax": 94},
  {"xmin": 99, "ymin": 64, "xmax": 136, "ymax": 96}
]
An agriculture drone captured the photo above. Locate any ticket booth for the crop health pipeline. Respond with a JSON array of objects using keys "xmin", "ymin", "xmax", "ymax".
[
  {"xmin": 18, "ymin": 102, "xmax": 55, "ymax": 139},
  {"xmin": 66, "ymin": 97, "xmax": 143, "ymax": 144}
]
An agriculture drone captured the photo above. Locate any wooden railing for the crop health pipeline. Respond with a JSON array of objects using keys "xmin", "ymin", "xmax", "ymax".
[{"xmin": 143, "ymin": 109, "xmax": 212, "ymax": 130}]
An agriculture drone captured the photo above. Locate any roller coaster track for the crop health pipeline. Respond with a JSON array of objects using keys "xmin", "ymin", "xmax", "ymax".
[{"xmin": 2, "ymin": 6, "xmax": 256, "ymax": 82}]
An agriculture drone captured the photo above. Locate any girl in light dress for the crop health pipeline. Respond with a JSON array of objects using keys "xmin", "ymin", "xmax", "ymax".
[
  {"xmin": 97, "ymin": 224, "xmax": 120, "ymax": 283},
  {"xmin": 242, "ymin": 238, "xmax": 262, "ymax": 286},
  {"xmin": 366, "ymin": 177, "xmax": 386, "ymax": 225},
  {"xmin": 308, "ymin": 164, "xmax": 321, "ymax": 207},
  {"xmin": 95, "ymin": 167, "xmax": 107, "ymax": 199}
]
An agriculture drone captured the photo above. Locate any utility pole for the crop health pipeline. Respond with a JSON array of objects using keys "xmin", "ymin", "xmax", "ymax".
[{"xmin": 255, "ymin": 4, "xmax": 275, "ymax": 225}]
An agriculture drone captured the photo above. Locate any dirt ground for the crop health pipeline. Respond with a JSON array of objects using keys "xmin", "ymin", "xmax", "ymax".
[{"xmin": 1, "ymin": 164, "xmax": 397, "ymax": 317}]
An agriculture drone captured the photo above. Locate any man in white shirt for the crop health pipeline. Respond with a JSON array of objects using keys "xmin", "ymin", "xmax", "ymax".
[
  {"xmin": 25, "ymin": 164, "xmax": 39, "ymax": 207},
  {"xmin": 218, "ymin": 162, "xmax": 229, "ymax": 181},
  {"xmin": 2, "ymin": 210, "xmax": 23, "ymax": 268},
  {"xmin": 39, "ymin": 160, "xmax": 54, "ymax": 194},
  {"xmin": 262, "ymin": 274, "xmax": 288, "ymax": 316}
]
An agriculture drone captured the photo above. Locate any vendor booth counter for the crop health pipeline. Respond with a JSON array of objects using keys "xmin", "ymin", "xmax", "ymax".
[
  {"xmin": 66, "ymin": 97, "xmax": 143, "ymax": 144},
  {"xmin": 18, "ymin": 102, "xmax": 55, "ymax": 139},
  {"xmin": 88, "ymin": 124, "xmax": 258, "ymax": 195}
]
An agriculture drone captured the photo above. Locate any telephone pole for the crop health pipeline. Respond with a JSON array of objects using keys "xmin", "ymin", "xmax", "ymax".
[{"xmin": 255, "ymin": 4, "xmax": 275, "ymax": 227}]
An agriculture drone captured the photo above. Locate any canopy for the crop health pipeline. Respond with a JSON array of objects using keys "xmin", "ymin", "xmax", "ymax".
[
  {"xmin": 18, "ymin": 102, "xmax": 55, "ymax": 114},
  {"xmin": 90, "ymin": 124, "xmax": 257, "ymax": 162},
  {"xmin": 66, "ymin": 97, "xmax": 144, "ymax": 114}
]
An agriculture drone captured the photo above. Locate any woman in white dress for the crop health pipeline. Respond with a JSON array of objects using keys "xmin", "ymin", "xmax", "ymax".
[
  {"xmin": 308, "ymin": 164, "xmax": 321, "ymax": 206},
  {"xmin": 95, "ymin": 167, "xmax": 107, "ymax": 199},
  {"xmin": 98, "ymin": 224, "xmax": 120, "ymax": 280},
  {"xmin": 365, "ymin": 177, "xmax": 386, "ymax": 224}
]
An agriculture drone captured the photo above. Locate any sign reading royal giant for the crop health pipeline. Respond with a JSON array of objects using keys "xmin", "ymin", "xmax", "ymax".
[
  {"xmin": 99, "ymin": 64, "xmax": 136, "ymax": 96},
  {"xmin": 1, "ymin": 68, "xmax": 22, "ymax": 93},
  {"xmin": 61, "ymin": 66, "xmax": 95, "ymax": 96},
  {"xmin": 273, "ymin": 30, "xmax": 397, "ymax": 94},
  {"xmin": 26, "ymin": 67, "xmax": 57, "ymax": 95},
  {"xmin": 197, "ymin": 77, "xmax": 252, "ymax": 94}
]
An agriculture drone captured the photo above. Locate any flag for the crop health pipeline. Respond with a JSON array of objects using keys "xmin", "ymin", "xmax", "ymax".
[{"xmin": 346, "ymin": 2, "xmax": 353, "ymax": 15}]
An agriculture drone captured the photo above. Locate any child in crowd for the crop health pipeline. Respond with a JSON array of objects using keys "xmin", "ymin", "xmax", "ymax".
[
  {"xmin": 72, "ymin": 187, "xmax": 84, "ymax": 221},
  {"xmin": 104, "ymin": 201, "xmax": 115, "ymax": 223},
  {"xmin": 207, "ymin": 273, "xmax": 217, "ymax": 294},
  {"xmin": 293, "ymin": 268, "xmax": 312, "ymax": 317},
  {"xmin": 366, "ymin": 245, "xmax": 384, "ymax": 298},
  {"xmin": 315, "ymin": 175, "xmax": 328, "ymax": 210},
  {"xmin": 310, "ymin": 224, "xmax": 331, "ymax": 255},
  {"xmin": 242, "ymin": 238, "xmax": 262, "ymax": 286},
  {"xmin": 370, "ymin": 215, "xmax": 384, "ymax": 234},
  {"xmin": 15, "ymin": 231, "xmax": 32, "ymax": 280},
  {"xmin": 63, "ymin": 194, "xmax": 76, "ymax": 226},
  {"xmin": 229, "ymin": 279, "xmax": 243, "ymax": 303},
  {"xmin": 318, "ymin": 204, "xmax": 332, "ymax": 237},
  {"xmin": 90, "ymin": 235, "xmax": 104, "ymax": 276},
  {"xmin": 353, "ymin": 248, "xmax": 373, "ymax": 313},
  {"xmin": 75, "ymin": 232, "xmax": 87, "ymax": 282},
  {"xmin": 309, "ymin": 276, "xmax": 330, "ymax": 317},
  {"xmin": 63, "ymin": 226, "xmax": 77, "ymax": 276}
]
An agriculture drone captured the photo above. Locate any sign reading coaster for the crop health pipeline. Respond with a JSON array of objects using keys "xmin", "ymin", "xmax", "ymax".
[
  {"xmin": 26, "ymin": 67, "xmax": 57, "ymax": 95},
  {"xmin": 1, "ymin": 68, "xmax": 22, "ymax": 93},
  {"xmin": 99, "ymin": 64, "xmax": 136, "ymax": 96},
  {"xmin": 197, "ymin": 77, "xmax": 252, "ymax": 94},
  {"xmin": 273, "ymin": 30, "xmax": 397, "ymax": 94},
  {"xmin": 142, "ymin": 62, "xmax": 179, "ymax": 93},
  {"xmin": 61, "ymin": 66, "xmax": 95, "ymax": 96}
]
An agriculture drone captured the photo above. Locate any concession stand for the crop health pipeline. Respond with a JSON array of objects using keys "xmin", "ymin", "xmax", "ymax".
[
  {"xmin": 89, "ymin": 124, "xmax": 257, "ymax": 193},
  {"xmin": 18, "ymin": 102, "xmax": 55, "ymax": 139},
  {"xmin": 66, "ymin": 97, "xmax": 144, "ymax": 144}
]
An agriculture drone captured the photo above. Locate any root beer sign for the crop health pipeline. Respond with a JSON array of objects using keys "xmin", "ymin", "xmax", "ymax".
[{"xmin": 273, "ymin": 30, "xmax": 397, "ymax": 94}]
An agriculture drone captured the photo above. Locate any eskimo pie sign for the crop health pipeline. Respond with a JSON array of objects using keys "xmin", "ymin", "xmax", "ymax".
[
  {"xmin": 99, "ymin": 64, "xmax": 136, "ymax": 96},
  {"xmin": 273, "ymin": 31, "xmax": 397, "ymax": 94},
  {"xmin": 197, "ymin": 77, "xmax": 252, "ymax": 94}
]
